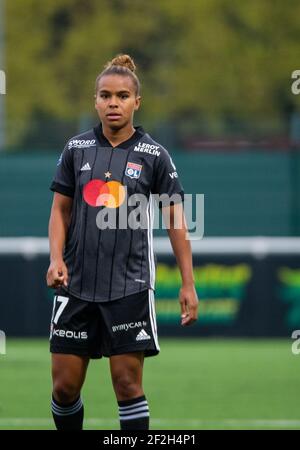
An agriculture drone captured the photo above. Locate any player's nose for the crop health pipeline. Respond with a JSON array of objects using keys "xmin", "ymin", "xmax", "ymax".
[{"xmin": 108, "ymin": 96, "xmax": 119, "ymax": 107}]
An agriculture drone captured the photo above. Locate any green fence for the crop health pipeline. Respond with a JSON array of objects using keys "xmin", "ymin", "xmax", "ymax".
[{"xmin": 0, "ymin": 150, "xmax": 299, "ymax": 236}]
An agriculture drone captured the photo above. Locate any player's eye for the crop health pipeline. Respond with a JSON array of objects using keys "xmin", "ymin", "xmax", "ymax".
[
  {"xmin": 100, "ymin": 93, "xmax": 109, "ymax": 99},
  {"xmin": 120, "ymin": 94, "xmax": 129, "ymax": 99}
]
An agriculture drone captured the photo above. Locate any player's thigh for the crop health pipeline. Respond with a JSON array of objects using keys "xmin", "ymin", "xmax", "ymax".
[
  {"xmin": 109, "ymin": 351, "xmax": 144, "ymax": 385},
  {"xmin": 52, "ymin": 353, "xmax": 90, "ymax": 388}
]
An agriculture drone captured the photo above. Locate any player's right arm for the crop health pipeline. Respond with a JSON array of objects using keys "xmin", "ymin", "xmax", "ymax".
[
  {"xmin": 47, "ymin": 139, "xmax": 75, "ymax": 289},
  {"xmin": 46, "ymin": 192, "xmax": 73, "ymax": 289}
]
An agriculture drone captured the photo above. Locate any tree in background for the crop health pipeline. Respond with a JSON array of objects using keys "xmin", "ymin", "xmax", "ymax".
[{"xmin": 5, "ymin": 0, "xmax": 300, "ymax": 149}]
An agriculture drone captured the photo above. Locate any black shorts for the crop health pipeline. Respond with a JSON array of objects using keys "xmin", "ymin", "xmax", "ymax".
[{"xmin": 49, "ymin": 288, "xmax": 160, "ymax": 359}]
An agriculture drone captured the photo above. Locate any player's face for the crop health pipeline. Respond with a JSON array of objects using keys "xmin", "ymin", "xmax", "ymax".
[{"xmin": 95, "ymin": 75, "xmax": 141, "ymax": 130}]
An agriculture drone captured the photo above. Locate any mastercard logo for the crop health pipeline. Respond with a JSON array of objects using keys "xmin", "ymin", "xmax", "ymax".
[{"xmin": 83, "ymin": 179, "xmax": 126, "ymax": 208}]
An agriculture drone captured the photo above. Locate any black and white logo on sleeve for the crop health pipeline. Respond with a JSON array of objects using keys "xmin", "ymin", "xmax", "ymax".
[{"xmin": 80, "ymin": 162, "xmax": 92, "ymax": 171}]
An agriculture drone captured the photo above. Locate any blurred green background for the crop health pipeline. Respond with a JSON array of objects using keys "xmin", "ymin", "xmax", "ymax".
[{"xmin": 1, "ymin": 0, "xmax": 300, "ymax": 150}]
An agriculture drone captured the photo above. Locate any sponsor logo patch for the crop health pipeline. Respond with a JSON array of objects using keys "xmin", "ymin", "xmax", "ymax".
[
  {"xmin": 125, "ymin": 162, "xmax": 143, "ymax": 179},
  {"xmin": 68, "ymin": 139, "xmax": 96, "ymax": 150},
  {"xmin": 134, "ymin": 142, "xmax": 161, "ymax": 157},
  {"xmin": 136, "ymin": 329, "xmax": 151, "ymax": 341},
  {"xmin": 52, "ymin": 329, "xmax": 88, "ymax": 340},
  {"xmin": 80, "ymin": 162, "xmax": 91, "ymax": 171},
  {"xmin": 112, "ymin": 321, "xmax": 147, "ymax": 333}
]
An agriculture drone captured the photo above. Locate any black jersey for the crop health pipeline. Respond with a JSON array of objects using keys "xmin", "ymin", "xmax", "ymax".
[{"xmin": 50, "ymin": 124, "xmax": 184, "ymax": 302}]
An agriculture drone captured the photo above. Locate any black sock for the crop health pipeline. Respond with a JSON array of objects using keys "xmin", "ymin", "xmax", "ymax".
[
  {"xmin": 118, "ymin": 395, "xmax": 150, "ymax": 430},
  {"xmin": 51, "ymin": 395, "xmax": 84, "ymax": 430}
]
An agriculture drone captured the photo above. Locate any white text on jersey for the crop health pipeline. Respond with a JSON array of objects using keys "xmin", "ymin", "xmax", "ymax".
[
  {"xmin": 134, "ymin": 142, "xmax": 160, "ymax": 157},
  {"xmin": 68, "ymin": 139, "xmax": 96, "ymax": 150}
]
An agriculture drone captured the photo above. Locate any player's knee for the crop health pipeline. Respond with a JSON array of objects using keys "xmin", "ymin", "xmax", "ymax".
[
  {"xmin": 53, "ymin": 380, "xmax": 81, "ymax": 404},
  {"xmin": 112, "ymin": 374, "xmax": 142, "ymax": 400}
]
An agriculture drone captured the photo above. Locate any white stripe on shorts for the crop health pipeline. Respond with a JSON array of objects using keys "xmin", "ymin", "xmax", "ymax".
[
  {"xmin": 49, "ymin": 295, "xmax": 57, "ymax": 340},
  {"xmin": 148, "ymin": 289, "xmax": 160, "ymax": 352}
]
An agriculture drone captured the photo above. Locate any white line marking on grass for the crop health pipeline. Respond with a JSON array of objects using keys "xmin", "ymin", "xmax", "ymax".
[{"xmin": 0, "ymin": 418, "xmax": 300, "ymax": 429}]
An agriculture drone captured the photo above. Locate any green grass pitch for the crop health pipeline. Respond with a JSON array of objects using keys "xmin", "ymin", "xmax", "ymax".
[{"xmin": 0, "ymin": 338, "xmax": 299, "ymax": 430}]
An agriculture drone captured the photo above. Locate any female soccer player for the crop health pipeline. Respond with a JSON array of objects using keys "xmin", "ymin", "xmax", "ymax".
[{"xmin": 46, "ymin": 54, "xmax": 198, "ymax": 430}]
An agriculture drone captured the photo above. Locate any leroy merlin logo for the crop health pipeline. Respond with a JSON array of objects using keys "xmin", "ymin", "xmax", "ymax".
[{"xmin": 0, "ymin": 70, "xmax": 6, "ymax": 94}]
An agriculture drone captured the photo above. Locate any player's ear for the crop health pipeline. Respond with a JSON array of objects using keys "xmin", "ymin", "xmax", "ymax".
[{"xmin": 134, "ymin": 96, "xmax": 141, "ymax": 111}]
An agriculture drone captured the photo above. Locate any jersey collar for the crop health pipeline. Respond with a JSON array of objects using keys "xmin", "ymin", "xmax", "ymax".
[{"xmin": 93, "ymin": 123, "xmax": 145, "ymax": 149}]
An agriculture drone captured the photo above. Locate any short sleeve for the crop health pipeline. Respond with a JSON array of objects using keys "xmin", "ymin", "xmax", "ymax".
[
  {"xmin": 151, "ymin": 149, "xmax": 184, "ymax": 208},
  {"xmin": 50, "ymin": 142, "xmax": 75, "ymax": 198}
]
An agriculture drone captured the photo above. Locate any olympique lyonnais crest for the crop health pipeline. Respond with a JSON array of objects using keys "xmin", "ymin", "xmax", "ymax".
[{"xmin": 125, "ymin": 162, "xmax": 143, "ymax": 179}]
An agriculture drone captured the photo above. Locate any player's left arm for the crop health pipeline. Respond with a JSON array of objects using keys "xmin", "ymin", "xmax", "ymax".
[{"xmin": 162, "ymin": 202, "xmax": 199, "ymax": 327}]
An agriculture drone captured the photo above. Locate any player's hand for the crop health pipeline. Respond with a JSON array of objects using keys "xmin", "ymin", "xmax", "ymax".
[
  {"xmin": 46, "ymin": 259, "xmax": 68, "ymax": 289},
  {"xmin": 179, "ymin": 284, "xmax": 199, "ymax": 326}
]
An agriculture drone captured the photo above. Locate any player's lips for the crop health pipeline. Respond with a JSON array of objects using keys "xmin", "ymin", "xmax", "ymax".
[{"xmin": 106, "ymin": 113, "xmax": 122, "ymax": 120}]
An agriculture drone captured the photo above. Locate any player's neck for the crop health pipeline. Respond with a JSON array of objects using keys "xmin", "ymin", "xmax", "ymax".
[{"xmin": 102, "ymin": 123, "xmax": 135, "ymax": 148}]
